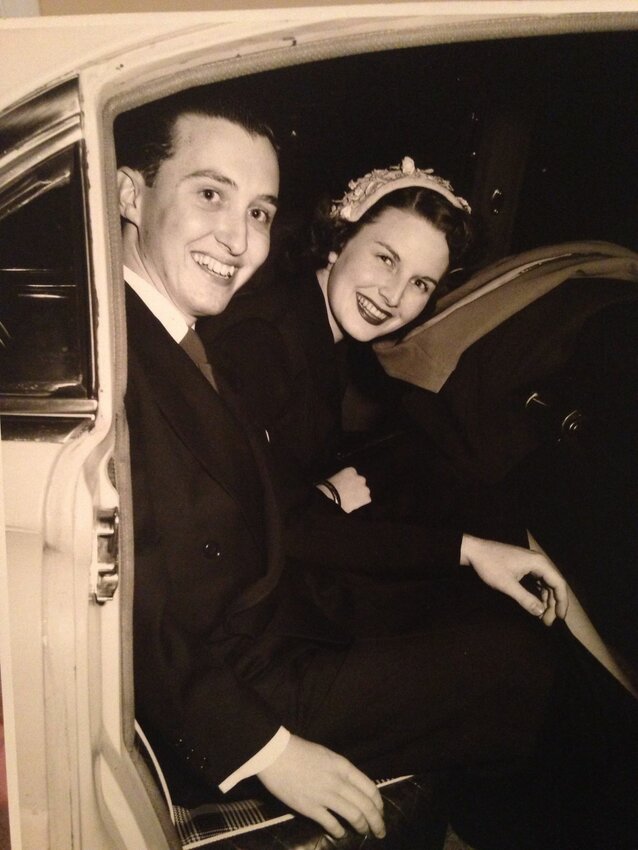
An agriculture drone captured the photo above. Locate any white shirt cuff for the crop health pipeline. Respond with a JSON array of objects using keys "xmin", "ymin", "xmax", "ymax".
[{"xmin": 218, "ymin": 726, "xmax": 291, "ymax": 793}]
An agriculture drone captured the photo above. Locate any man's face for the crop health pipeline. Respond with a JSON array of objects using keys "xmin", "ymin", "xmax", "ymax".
[{"xmin": 120, "ymin": 114, "xmax": 279, "ymax": 322}]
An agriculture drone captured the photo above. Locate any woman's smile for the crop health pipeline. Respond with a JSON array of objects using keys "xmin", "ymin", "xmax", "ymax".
[{"xmin": 356, "ymin": 292, "xmax": 392, "ymax": 325}]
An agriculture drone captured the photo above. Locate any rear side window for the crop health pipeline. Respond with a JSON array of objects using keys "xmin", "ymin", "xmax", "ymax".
[{"xmin": 0, "ymin": 144, "xmax": 92, "ymax": 400}]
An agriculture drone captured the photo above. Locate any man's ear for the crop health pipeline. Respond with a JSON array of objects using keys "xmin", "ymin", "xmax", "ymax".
[{"xmin": 117, "ymin": 167, "xmax": 145, "ymax": 224}]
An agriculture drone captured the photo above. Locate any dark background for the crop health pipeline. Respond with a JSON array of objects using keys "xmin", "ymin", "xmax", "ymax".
[{"xmin": 215, "ymin": 29, "xmax": 638, "ymax": 265}]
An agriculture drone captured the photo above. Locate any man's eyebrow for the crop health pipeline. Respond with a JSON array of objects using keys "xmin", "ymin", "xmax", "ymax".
[
  {"xmin": 184, "ymin": 170, "xmax": 279, "ymax": 207},
  {"xmin": 186, "ymin": 169, "xmax": 235, "ymax": 186},
  {"xmin": 258, "ymin": 193, "xmax": 279, "ymax": 208}
]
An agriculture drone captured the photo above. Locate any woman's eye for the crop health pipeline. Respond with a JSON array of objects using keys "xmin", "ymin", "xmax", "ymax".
[
  {"xmin": 414, "ymin": 278, "xmax": 434, "ymax": 293},
  {"xmin": 378, "ymin": 254, "xmax": 394, "ymax": 267}
]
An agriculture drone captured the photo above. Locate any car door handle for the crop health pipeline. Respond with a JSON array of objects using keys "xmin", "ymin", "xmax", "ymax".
[{"xmin": 92, "ymin": 507, "xmax": 120, "ymax": 604}]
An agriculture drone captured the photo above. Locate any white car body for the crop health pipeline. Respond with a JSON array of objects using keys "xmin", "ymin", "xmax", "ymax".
[{"xmin": 1, "ymin": 4, "xmax": 637, "ymax": 848}]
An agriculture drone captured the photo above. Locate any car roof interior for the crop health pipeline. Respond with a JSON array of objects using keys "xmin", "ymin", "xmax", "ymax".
[{"xmin": 189, "ymin": 29, "xmax": 637, "ymax": 267}]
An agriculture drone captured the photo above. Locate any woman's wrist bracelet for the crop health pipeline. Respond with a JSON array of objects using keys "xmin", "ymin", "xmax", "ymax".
[{"xmin": 317, "ymin": 478, "xmax": 341, "ymax": 508}]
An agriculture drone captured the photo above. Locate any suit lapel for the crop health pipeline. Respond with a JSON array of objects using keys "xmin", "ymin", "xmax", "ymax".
[{"xmin": 126, "ymin": 287, "xmax": 266, "ymax": 537}]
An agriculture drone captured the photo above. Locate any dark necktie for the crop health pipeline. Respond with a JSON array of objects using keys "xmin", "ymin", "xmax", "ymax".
[{"xmin": 180, "ymin": 327, "xmax": 218, "ymax": 390}]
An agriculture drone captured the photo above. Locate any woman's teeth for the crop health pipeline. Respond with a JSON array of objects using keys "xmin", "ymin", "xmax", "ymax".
[{"xmin": 356, "ymin": 293, "xmax": 390, "ymax": 324}]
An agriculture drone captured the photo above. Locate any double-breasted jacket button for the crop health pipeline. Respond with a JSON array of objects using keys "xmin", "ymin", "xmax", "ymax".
[{"xmin": 202, "ymin": 540, "xmax": 222, "ymax": 560}]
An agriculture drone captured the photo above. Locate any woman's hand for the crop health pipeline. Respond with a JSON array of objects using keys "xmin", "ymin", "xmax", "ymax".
[
  {"xmin": 317, "ymin": 467, "xmax": 371, "ymax": 513},
  {"xmin": 258, "ymin": 735, "xmax": 385, "ymax": 840},
  {"xmin": 460, "ymin": 534, "xmax": 569, "ymax": 625}
]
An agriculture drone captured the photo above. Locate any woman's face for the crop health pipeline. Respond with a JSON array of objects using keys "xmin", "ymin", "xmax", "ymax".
[{"xmin": 322, "ymin": 207, "xmax": 450, "ymax": 342}]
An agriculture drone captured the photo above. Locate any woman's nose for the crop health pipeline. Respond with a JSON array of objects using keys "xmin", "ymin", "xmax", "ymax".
[
  {"xmin": 214, "ymin": 212, "xmax": 247, "ymax": 256},
  {"xmin": 379, "ymin": 279, "xmax": 405, "ymax": 308}
]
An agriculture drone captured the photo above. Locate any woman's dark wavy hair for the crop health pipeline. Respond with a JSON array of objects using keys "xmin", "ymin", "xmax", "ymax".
[
  {"xmin": 309, "ymin": 185, "xmax": 474, "ymax": 277},
  {"xmin": 114, "ymin": 85, "xmax": 278, "ymax": 186}
]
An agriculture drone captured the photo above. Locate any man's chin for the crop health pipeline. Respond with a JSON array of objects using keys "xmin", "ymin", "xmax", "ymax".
[
  {"xmin": 193, "ymin": 269, "xmax": 260, "ymax": 316},
  {"xmin": 196, "ymin": 288, "xmax": 240, "ymax": 317}
]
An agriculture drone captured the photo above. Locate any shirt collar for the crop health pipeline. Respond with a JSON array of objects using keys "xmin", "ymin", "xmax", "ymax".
[{"xmin": 124, "ymin": 265, "xmax": 191, "ymax": 344}]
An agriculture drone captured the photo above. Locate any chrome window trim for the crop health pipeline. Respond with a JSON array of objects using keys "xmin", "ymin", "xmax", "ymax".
[
  {"xmin": 0, "ymin": 399, "xmax": 97, "ymax": 415},
  {"xmin": 0, "ymin": 124, "xmax": 82, "ymax": 214},
  {"xmin": 0, "ymin": 76, "xmax": 80, "ymax": 161},
  {"xmin": 1, "ymin": 77, "xmax": 96, "ymax": 421}
]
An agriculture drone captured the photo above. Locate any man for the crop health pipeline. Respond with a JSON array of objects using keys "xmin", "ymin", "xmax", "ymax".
[
  {"xmin": 116, "ymin": 89, "xmax": 622, "ymax": 847},
  {"xmin": 117, "ymin": 91, "xmax": 388, "ymax": 838}
]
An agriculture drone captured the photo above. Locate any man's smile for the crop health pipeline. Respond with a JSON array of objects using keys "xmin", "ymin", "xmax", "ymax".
[
  {"xmin": 192, "ymin": 251, "xmax": 237, "ymax": 280},
  {"xmin": 356, "ymin": 292, "xmax": 392, "ymax": 325}
]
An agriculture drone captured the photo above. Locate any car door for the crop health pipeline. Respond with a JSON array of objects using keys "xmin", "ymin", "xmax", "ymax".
[{"xmin": 0, "ymin": 76, "xmax": 168, "ymax": 850}]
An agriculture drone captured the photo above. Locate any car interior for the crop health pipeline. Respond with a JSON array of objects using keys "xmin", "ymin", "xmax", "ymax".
[
  {"xmin": 121, "ymin": 26, "xmax": 638, "ymax": 850},
  {"xmin": 1, "ymin": 17, "xmax": 637, "ymax": 850}
]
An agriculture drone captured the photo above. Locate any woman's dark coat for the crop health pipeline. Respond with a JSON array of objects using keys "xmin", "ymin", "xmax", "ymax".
[{"xmin": 202, "ymin": 263, "xmax": 470, "ymax": 578}]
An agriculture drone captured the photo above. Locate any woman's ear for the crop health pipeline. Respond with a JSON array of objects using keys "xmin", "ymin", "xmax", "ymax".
[
  {"xmin": 327, "ymin": 250, "xmax": 338, "ymax": 267},
  {"xmin": 117, "ymin": 167, "xmax": 145, "ymax": 224}
]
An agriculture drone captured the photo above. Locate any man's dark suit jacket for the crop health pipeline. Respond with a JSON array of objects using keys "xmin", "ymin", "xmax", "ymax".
[{"xmin": 125, "ymin": 286, "xmax": 346, "ymax": 795}]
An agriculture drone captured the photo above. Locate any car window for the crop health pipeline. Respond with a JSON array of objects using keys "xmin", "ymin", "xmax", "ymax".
[{"xmin": 0, "ymin": 144, "xmax": 92, "ymax": 402}]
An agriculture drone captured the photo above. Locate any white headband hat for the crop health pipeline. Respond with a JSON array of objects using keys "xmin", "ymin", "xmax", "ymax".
[{"xmin": 330, "ymin": 156, "xmax": 471, "ymax": 222}]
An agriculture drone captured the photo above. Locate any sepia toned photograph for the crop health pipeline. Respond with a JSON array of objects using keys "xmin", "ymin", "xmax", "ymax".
[{"xmin": 1, "ymin": 2, "xmax": 637, "ymax": 848}]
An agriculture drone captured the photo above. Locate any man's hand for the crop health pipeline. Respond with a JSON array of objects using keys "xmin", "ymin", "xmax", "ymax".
[
  {"xmin": 257, "ymin": 735, "xmax": 385, "ymax": 840},
  {"xmin": 460, "ymin": 534, "xmax": 569, "ymax": 625},
  {"xmin": 317, "ymin": 467, "xmax": 371, "ymax": 513}
]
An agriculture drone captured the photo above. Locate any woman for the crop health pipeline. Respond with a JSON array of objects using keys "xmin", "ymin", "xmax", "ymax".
[
  {"xmin": 204, "ymin": 158, "xmax": 477, "ymax": 519},
  {"xmin": 304, "ymin": 157, "xmax": 475, "ymax": 519},
  {"xmin": 203, "ymin": 160, "xmax": 557, "ymax": 599},
  {"xmin": 204, "ymin": 156, "xmax": 635, "ymax": 681},
  {"xmin": 202, "ymin": 158, "xmax": 638, "ymax": 847}
]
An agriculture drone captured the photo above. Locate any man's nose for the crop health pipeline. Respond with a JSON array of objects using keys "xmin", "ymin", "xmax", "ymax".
[
  {"xmin": 379, "ymin": 278, "xmax": 406, "ymax": 308},
  {"xmin": 214, "ymin": 211, "xmax": 247, "ymax": 256}
]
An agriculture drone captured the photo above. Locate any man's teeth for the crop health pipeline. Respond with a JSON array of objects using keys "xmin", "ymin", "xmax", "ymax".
[
  {"xmin": 193, "ymin": 252, "xmax": 236, "ymax": 279},
  {"xmin": 357, "ymin": 293, "xmax": 389, "ymax": 322}
]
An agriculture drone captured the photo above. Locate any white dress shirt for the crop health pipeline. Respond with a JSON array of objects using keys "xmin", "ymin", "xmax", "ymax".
[
  {"xmin": 124, "ymin": 266, "xmax": 291, "ymax": 791},
  {"xmin": 125, "ymin": 265, "xmax": 191, "ymax": 343}
]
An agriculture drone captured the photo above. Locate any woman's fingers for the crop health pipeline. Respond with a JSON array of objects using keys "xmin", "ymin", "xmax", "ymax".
[
  {"xmin": 506, "ymin": 579, "xmax": 548, "ymax": 617},
  {"xmin": 328, "ymin": 467, "xmax": 371, "ymax": 513},
  {"xmin": 537, "ymin": 585, "xmax": 557, "ymax": 625},
  {"xmin": 460, "ymin": 534, "xmax": 571, "ymax": 621},
  {"xmin": 529, "ymin": 560, "xmax": 569, "ymax": 619}
]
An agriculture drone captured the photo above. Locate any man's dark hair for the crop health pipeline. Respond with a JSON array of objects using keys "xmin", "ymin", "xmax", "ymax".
[{"xmin": 114, "ymin": 84, "xmax": 278, "ymax": 185}]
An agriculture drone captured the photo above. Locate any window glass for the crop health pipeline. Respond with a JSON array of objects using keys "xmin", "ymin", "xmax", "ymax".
[{"xmin": 0, "ymin": 145, "xmax": 92, "ymax": 399}]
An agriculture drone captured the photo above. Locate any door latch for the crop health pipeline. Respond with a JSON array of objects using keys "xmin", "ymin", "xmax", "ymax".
[
  {"xmin": 92, "ymin": 507, "xmax": 120, "ymax": 604},
  {"xmin": 489, "ymin": 188, "xmax": 504, "ymax": 215}
]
